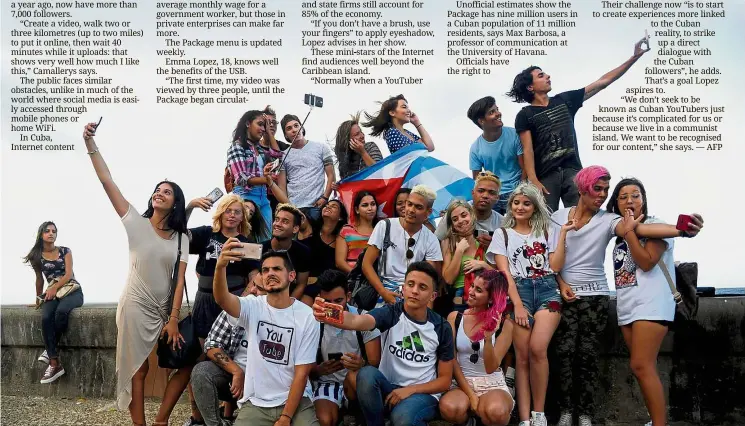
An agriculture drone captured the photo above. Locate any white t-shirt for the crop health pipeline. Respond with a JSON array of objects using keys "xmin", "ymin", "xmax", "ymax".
[
  {"xmin": 369, "ymin": 302, "xmax": 454, "ymax": 399},
  {"xmin": 613, "ymin": 216, "xmax": 676, "ymax": 325},
  {"xmin": 552, "ymin": 208, "xmax": 622, "ymax": 296},
  {"xmin": 368, "ymin": 218, "xmax": 443, "ymax": 294},
  {"xmin": 318, "ymin": 306, "xmax": 381, "ymax": 384},
  {"xmin": 280, "ymin": 141, "xmax": 333, "ymax": 208},
  {"xmin": 486, "ymin": 225, "xmax": 560, "ymax": 279},
  {"xmin": 226, "ymin": 315, "xmax": 249, "ymax": 372},
  {"xmin": 434, "ymin": 202, "xmax": 503, "ymax": 241},
  {"xmin": 237, "ymin": 295, "xmax": 320, "ymax": 407}
]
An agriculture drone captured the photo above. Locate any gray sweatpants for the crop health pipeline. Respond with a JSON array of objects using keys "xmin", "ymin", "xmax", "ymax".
[{"xmin": 191, "ymin": 360, "xmax": 235, "ymax": 426}]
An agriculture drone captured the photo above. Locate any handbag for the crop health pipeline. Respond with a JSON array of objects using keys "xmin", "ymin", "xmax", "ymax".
[
  {"xmin": 349, "ymin": 219, "xmax": 392, "ymax": 311},
  {"xmin": 52, "ymin": 278, "xmax": 81, "ymax": 299},
  {"xmin": 157, "ymin": 232, "xmax": 202, "ymax": 369},
  {"xmin": 658, "ymin": 259, "xmax": 698, "ymax": 322}
]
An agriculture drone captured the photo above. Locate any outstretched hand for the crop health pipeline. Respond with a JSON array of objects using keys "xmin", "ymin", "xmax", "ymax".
[{"xmin": 634, "ymin": 37, "xmax": 651, "ymax": 56}]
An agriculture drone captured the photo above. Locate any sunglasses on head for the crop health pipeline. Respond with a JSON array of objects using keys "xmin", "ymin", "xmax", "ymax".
[{"xmin": 406, "ymin": 237, "xmax": 416, "ymax": 259}]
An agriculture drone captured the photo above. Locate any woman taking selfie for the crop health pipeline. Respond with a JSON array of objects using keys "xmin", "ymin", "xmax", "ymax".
[
  {"xmin": 23, "ymin": 221, "xmax": 84, "ymax": 384},
  {"xmin": 334, "ymin": 113, "xmax": 384, "ymax": 179},
  {"xmin": 441, "ymin": 200, "xmax": 492, "ymax": 313},
  {"xmin": 227, "ymin": 110, "xmax": 288, "ymax": 233},
  {"xmin": 486, "ymin": 182, "xmax": 573, "ymax": 426},
  {"xmin": 608, "ymin": 178, "xmax": 683, "ymax": 426},
  {"xmin": 439, "ymin": 270, "xmax": 514, "ymax": 426},
  {"xmin": 551, "ymin": 166, "xmax": 703, "ymax": 426},
  {"xmin": 336, "ymin": 191, "xmax": 379, "ymax": 273},
  {"xmin": 362, "ymin": 94, "xmax": 435, "ymax": 153},
  {"xmin": 83, "ymin": 122, "xmax": 192, "ymax": 426}
]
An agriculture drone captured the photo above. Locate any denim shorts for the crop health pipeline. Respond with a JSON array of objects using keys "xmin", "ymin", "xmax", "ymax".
[{"xmin": 511, "ymin": 275, "xmax": 562, "ymax": 317}]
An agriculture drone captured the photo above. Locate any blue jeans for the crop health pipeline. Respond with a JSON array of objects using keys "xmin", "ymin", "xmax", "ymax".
[
  {"xmin": 356, "ymin": 366, "xmax": 439, "ymax": 426},
  {"xmin": 233, "ymin": 185, "xmax": 272, "ymax": 236},
  {"xmin": 493, "ymin": 192, "xmax": 511, "ymax": 215},
  {"xmin": 41, "ymin": 289, "xmax": 84, "ymax": 358},
  {"xmin": 512, "ymin": 275, "xmax": 562, "ymax": 316}
]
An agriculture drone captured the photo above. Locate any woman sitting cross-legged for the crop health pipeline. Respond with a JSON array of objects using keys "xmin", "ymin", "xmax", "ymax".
[{"xmin": 439, "ymin": 270, "xmax": 515, "ymax": 426}]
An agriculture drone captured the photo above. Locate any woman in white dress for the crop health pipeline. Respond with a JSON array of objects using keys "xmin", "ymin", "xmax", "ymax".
[{"xmin": 83, "ymin": 123, "xmax": 191, "ymax": 426}]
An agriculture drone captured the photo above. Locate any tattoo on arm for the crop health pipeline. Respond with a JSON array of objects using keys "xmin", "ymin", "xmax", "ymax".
[{"xmin": 213, "ymin": 350, "xmax": 230, "ymax": 368}]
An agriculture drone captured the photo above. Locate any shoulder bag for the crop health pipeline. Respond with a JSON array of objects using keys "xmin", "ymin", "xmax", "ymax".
[
  {"xmin": 157, "ymin": 232, "xmax": 202, "ymax": 369},
  {"xmin": 658, "ymin": 259, "xmax": 698, "ymax": 322}
]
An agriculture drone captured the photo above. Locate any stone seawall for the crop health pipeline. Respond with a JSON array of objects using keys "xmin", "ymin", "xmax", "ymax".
[{"xmin": 2, "ymin": 298, "xmax": 743, "ymax": 424}]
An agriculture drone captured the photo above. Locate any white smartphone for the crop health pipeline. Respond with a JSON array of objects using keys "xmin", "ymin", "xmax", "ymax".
[
  {"xmin": 206, "ymin": 187, "xmax": 224, "ymax": 203},
  {"xmin": 269, "ymin": 159, "xmax": 281, "ymax": 173},
  {"xmin": 236, "ymin": 242, "xmax": 262, "ymax": 260}
]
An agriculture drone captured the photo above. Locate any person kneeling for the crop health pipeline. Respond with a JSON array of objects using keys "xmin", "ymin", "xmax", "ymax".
[
  {"xmin": 311, "ymin": 270, "xmax": 382, "ymax": 426},
  {"xmin": 313, "ymin": 262, "xmax": 454, "ymax": 426},
  {"xmin": 438, "ymin": 270, "xmax": 515, "ymax": 426}
]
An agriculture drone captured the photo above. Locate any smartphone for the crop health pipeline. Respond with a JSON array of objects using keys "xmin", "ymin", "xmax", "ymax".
[
  {"xmin": 304, "ymin": 93, "xmax": 324, "ymax": 108},
  {"xmin": 676, "ymin": 214, "xmax": 693, "ymax": 232},
  {"xmin": 206, "ymin": 187, "xmax": 224, "ymax": 204},
  {"xmin": 269, "ymin": 158, "xmax": 281, "ymax": 173},
  {"xmin": 322, "ymin": 302, "xmax": 344, "ymax": 325},
  {"xmin": 327, "ymin": 352, "xmax": 343, "ymax": 361},
  {"xmin": 92, "ymin": 116, "xmax": 102, "ymax": 135},
  {"xmin": 235, "ymin": 242, "xmax": 262, "ymax": 260},
  {"xmin": 473, "ymin": 230, "xmax": 493, "ymax": 238}
]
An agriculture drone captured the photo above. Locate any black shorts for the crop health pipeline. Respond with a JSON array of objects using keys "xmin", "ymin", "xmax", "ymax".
[{"xmin": 193, "ymin": 286, "xmax": 246, "ymax": 338}]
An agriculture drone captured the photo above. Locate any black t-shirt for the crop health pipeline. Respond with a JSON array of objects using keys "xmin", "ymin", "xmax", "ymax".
[
  {"xmin": 303, "ymin": 233, "xmax": 337, "ymax": 277},
  {"xmin": 189, "ymin": 226, "xmax": 258, "ymax": 277},
  {"xmin": 261, "ymin": 239, "xmax": 311, "ymax": 274},
  {"xmin": 515, "ymin": 88, "xmax": 585, "ymax": 179}
]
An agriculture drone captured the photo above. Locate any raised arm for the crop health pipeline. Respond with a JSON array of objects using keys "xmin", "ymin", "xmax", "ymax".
[
  {"xmin": 312, "ymin": 297, "xmax": 377, "ymax": 331},
  {"xmin": 614, "ymin": 212, "xmax": 703, "ymax": 239},
  {"xmin": 410, "ymin": 112, "xmax": 434, "ymax": 152},
  {"xmin": 583, "ymin": 38, "xmax": 650, "ymax": 101},
  {"xmin": 483, "ymin": 318, "xmax": 514, "ymax": 374},
  {"xmin": 442, "ymin": 239, "xmax": 467, "ymax": 284},
  {"xmin": 83, "ymin": 123, "xmax": 129, "ymax": 218},
  {"xmin": 549, "ymin": 222, "xmax": 575, "ymax": 272},
  {"xmin": 213, "ymin": 238, "xmax": 244, "ymax": 318}
]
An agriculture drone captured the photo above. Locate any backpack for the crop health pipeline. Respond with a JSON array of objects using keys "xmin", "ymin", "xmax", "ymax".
[
  {"xmin": 315, "ymin": 305, "xmax": 369, "ymax": 365},
  {"xmin": 349, "ymin": 219, "xmax": 392, "ymax": 311}
]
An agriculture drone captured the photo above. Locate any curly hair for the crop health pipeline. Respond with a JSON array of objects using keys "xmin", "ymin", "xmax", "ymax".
[{"xmin": 506, "ymin": 66, "xmax": 542, "ymax": 103}]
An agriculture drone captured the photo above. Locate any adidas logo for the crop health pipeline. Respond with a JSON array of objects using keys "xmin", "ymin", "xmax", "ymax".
[{"xmin": 389, "ymin": 331, "xmax": 430, "ymax": 363}]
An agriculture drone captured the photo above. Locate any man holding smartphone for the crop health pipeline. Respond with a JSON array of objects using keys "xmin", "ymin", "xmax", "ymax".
[
  {"xmin": 311, "ymin": 270, "xmax": 381, "ymax": 426},
  {"xmin": 312, "ymin": 262, "xmax": 454, "ymax": 426}
]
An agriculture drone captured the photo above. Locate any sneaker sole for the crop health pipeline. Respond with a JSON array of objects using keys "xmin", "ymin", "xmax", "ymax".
[
  {"xmin": 38, "ymin": 357, "xmax": 49, "ymax": 364},
  {"xmin": 40, "ymin": 369, "xmax": 65, "ymax": 384}
]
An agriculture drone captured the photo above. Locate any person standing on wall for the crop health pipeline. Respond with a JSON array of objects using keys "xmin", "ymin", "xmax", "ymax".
[{"xmin": 507, "ymin": 38, "xmax": 650, "ymax": 211}]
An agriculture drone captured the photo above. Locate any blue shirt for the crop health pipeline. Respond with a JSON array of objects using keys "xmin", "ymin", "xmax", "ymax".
[
  {"xmin": 384, "ymin": 127, "xmax": 421, "ymax": 153},
  {"xmin": 469, "ymin": 126, "xmax": 524, "ymax": 195}
]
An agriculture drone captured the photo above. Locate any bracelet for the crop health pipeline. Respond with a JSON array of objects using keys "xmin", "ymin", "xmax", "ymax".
[
  {"xmin": 623, "ymin": 230, "xmax": 634, "ymax": 239},
  {"xmin": 87, "ymin": 148, "xmax": 98, "ymax": 155},
  {"xmin": 280, "ymin": 413, "xmax": 292, "ymax": 421},
  {"xmin": 320, "ymin": 195, "xmax": 329, "ymax": 201},
  {"xmin": 169, "ymin": 315, "xmax": 179, "ymax": 320},
  {"xmin": 415, "ymin": 124, "xmax": 423, "ymax": 129}
]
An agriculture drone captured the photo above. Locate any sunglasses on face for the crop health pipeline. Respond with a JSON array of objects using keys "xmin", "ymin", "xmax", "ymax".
[{"xmin": 406, "ymin": 237, "xmax": 416, "ymax": 259}]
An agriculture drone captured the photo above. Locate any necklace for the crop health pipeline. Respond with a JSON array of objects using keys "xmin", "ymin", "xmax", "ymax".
[{"xmin": 571, "ymin": 207, "xmax": 594, "ymax": 229}]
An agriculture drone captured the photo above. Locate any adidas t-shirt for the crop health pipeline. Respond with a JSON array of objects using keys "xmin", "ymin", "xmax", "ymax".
[{"xmin": 369, "ymin": 302, "xmax": 454, "ymax": 399}]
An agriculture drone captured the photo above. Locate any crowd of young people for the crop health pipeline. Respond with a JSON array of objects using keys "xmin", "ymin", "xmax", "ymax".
[{"xmin": 25, "ymin": 37, "xmax": 708, "ymax": 426}]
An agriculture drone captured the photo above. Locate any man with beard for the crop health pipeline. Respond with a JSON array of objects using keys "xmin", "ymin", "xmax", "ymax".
[
  {"xmin": 435, "ymin": 172, "xmax": 504, "ymax": 248},
  {"xmin": 249, "ymin": 203, "xmax": 310, "ymax": 301},
  {"xmin": 214, "ymin": 244, "xmax": 321, "ymax": 426}
]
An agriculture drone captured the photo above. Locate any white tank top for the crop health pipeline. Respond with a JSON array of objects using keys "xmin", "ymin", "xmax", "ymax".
[{"xmin": 455, "ymin": 315, "xmax": 502, "ymax": 379}]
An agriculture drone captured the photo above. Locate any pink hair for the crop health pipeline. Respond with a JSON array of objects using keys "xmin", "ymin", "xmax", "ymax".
[
  {"xmin": 466, "ymin": 270, "xmax": 509, "ymax": 342},
  {"xmin": 574, "ymin": 165, "xmax": 611, "ymax": 196}
]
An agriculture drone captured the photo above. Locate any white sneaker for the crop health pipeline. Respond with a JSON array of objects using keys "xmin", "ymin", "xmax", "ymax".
[
  {"xmin": 518, "ymin": 421, "xmax": 531, "ymax": 426},
  {"xmin": 38, "ymin": 350, "xmax": 49, "ymax": 364},
  {"xmin": 578, "ymin": 415, "xmax": 593, "ymax": 426},
  {"xmin": 531, "ymin": 411, "xmax": 547, "ymax": 426},
  {"xmin": 557, "ymin": 411, "xmax": 573, "ymax": 426},
  {"xmin": 644, "ymin": 422, "xmax": 652, "ymax": 426}
]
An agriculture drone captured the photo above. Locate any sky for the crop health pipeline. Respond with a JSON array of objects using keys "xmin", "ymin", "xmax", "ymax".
[{"xmin": 2, "ymin": 1, "xmax": 744, "ymax": 304}]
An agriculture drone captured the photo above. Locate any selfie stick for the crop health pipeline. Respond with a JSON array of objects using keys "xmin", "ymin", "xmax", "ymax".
[{"xmin": 274, "ymin": 106, "xmax": 315, "ymax": 172}]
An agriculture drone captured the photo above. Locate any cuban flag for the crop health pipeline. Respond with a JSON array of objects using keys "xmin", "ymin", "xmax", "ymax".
[{"xmin": 337, "ymin": 144, "xmax": 474, "ymax": 224}]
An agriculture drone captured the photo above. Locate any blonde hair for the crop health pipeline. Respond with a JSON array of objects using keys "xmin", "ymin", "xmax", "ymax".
[
  {"xmin": 501, "ymin": 181, "xmax": 552, "ymax": 238},
  {"xmin": 474, "ymin": 171, "xmax": 501, "ymax": 191},
  {"xmin": 444, "ymin": 199, "xmax": 475, "ymax": 254},
  {"xmin": 212, "ymin": 194, "xmax": 251, "ymax": 237},
  {"xmin": 410, "ymin": 184, "xmax": 436, "ymax": 208}
]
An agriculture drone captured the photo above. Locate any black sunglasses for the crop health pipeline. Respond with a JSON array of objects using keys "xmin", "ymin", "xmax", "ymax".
[
  {"xmin": 406, "ymin": 237, "xmax": 416, "ymax": 259},
  {"xmin": 469, "ymin": 341, "xmax": 480, "ymax": 364}
]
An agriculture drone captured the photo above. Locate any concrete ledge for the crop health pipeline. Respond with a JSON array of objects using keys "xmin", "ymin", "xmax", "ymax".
[{"xmin": 2, "ymin": 298, "xmax": 744, "ymax": 424}]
